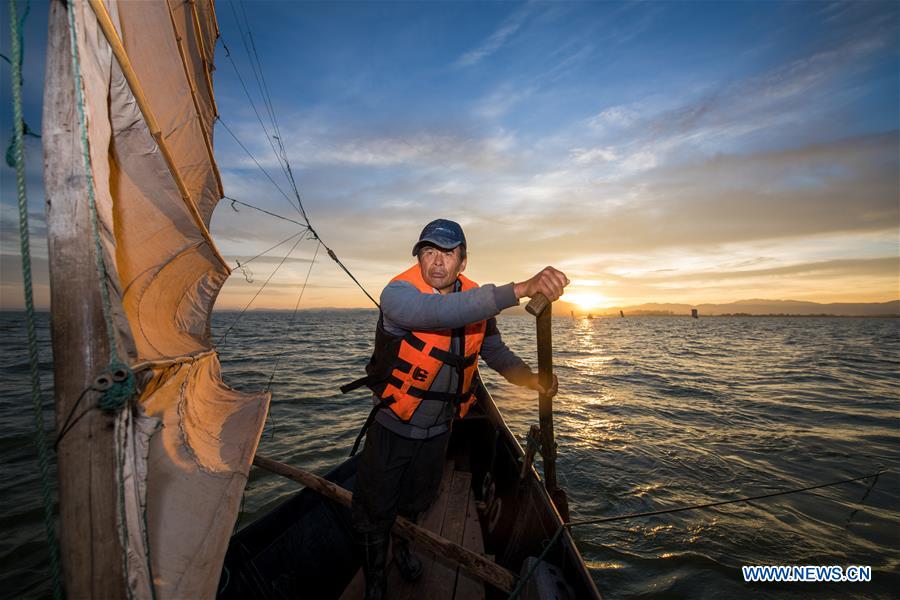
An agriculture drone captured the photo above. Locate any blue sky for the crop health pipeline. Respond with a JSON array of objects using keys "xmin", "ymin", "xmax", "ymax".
[{"xmin": 2, "ymin": 0, "xmax": 898, "ymax": 309}]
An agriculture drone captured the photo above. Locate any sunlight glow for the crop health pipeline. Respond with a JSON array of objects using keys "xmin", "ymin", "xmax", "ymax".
[{"xmin": 564, "ymin": 290, "xmax": 609, "ymax": 311}]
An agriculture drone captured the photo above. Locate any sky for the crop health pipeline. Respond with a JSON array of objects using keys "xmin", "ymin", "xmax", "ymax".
[{"xmin": 1, "ymin": 0, "xmax": 898, "ymax": 311}]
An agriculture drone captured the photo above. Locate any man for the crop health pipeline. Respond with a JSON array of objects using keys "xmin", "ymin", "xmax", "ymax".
[{"xmin": 344, "ymin": 218, "xmax": 568, "ymax": 599}]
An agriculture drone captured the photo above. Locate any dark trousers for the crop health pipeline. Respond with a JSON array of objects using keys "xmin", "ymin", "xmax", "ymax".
[{"xmin": 351, "ymin": 420, "xmax": 450, "ymax": 534}]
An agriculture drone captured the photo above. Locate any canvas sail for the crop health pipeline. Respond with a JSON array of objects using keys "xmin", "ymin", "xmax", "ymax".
[{"xmin": 43, "ymin": 0, "xmax": 269, "ymax": 597}]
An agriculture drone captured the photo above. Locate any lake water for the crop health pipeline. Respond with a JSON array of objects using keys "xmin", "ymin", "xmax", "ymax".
[{"xmin": 1, "ymin": 311, "xmax": 898, "ymax": 598}]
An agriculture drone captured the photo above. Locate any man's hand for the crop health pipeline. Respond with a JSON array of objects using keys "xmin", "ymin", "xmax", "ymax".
[
  {"xmin": 514, "ymin": 267, "xmax": 569, "ymax": 302},
  {"xmin": 524, "ymin": 372, "xmax": 559, "ymax": 397}
]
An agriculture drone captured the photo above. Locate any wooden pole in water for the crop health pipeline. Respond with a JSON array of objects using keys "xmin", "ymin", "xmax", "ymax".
[
  {"xmin": 43, "ymin": 1, "xmax": 127, "ymax": 596},
  {"xmin": 525, "ymin": 293, "xmax": 570, "ymax": 520},
  {"xmin": 252, "ymin": 454, "xmax": 518, "ymax": 594}
]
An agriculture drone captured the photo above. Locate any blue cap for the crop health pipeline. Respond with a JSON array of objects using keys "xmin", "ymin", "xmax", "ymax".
[{"xmin": 412, "ymin": 219, "xmax": 467, "ymax": 256}]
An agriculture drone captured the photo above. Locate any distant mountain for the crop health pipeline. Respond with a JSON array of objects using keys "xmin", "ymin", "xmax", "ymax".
[{"xmin": 503, "ymin": 299, "xmax": 899, "ymax": 317}]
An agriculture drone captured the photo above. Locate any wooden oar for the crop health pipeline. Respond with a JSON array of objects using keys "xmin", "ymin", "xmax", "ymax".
[
  {"xmin": 525, "ymin": 293, "xmax": 571, "ymax": 521},
  {"xmin": 252, "ymin": 454, "xmax": 518, "ymax": 593}
]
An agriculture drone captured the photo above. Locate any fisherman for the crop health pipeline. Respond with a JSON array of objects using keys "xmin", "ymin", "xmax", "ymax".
[{"xmin": 343, "ymin": 218, "xmax": 568, "ymax": 599}]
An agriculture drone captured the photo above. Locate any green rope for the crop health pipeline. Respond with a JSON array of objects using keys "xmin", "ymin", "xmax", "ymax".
[
  {"xmin": 64, "ymin": 0, "xmax": 134, "ymax": 411},
  {"xmin": 3, "ymin": 0, "xmax": 40, "ymax": 171},
  {"xmin": 8, "ymin": 0, "xmax": 64, "ymax": 597}
]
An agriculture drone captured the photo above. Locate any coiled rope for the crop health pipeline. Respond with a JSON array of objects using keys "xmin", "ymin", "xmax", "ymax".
[{"xmin": 8, "ymin": 0, "xmax": 63, "ymax": 597}]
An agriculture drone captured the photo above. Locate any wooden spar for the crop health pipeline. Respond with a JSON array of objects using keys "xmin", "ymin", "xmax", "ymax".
[
  {"xmin": 187, "ymin": 0, "xmax": 218, "ymax": 118},
  {"xmin": 252, "ymin": 454, "xmax": 518, "ymax": 594},
  {"xmin": 164, "ymin": 0, "xmax": 224, "ymax": 197},
  {"xmin": 43, "ymin": 0, "xmax": 127, "ymax": 596},
  {"xmin": 84, "ymin": 0, "xmax": 229, "ymax": 271},
  {"xmin": 131, "ymin": 348, "xmax": 217, "ymax": 373}
]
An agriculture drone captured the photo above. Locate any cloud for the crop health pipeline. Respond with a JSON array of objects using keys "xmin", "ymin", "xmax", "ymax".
[
  {"xmin": 455, "ymin": 5, "xmax": 532, "ymax": 68},
  {"xmin": 587, "ymin": 106, "xmax": 639, "ymax": 132},
  {"xmin": 473, "ymin": 84, "xmax": 539, "ymax": 120},
  {"xmin": 570, "ymin": 147, "xmax": 618, "ymax": 164},
  {"xmin": 635, "ymin": 257, "xmax": 899, "ymax": 284}
]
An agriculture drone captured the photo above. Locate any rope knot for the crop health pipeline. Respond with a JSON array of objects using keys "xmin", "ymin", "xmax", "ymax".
[{"xmin": 92, "ymin": 361, "xmax": 136, "ymax": 412}]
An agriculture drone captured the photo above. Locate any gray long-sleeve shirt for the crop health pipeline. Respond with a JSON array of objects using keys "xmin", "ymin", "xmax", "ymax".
[{"xmin": 374, "ymin": 277, "xmax": 534, "ymax": 439}]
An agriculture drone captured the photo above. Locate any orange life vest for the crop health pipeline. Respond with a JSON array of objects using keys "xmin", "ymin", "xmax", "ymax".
[{"xmin": 342, "ymin": 264, "xmax": 486, "ymax": 423}]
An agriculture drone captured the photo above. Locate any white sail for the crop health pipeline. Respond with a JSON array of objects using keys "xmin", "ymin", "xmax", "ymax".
[{"xmin": 44, "ymin": 0, "xmax": 269, "ymax": 597}]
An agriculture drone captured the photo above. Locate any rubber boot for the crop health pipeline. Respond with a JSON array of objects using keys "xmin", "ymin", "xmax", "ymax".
[
  {"xmin": 392, "ymin": 534, "xmax": 423, "ymax": 582},
  {"xmin": 393, "ymin": 510, "xmax": 423, "ymax": 582},
  {"xmin": 360, "ymin": 532, "xmax": 388, "ymax": 600}
]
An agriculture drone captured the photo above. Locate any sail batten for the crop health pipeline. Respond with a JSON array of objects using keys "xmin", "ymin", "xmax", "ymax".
[
  {"xmin": 86, "ymin": 0, "xmax": 226, "ymax": 269},
  {"xmin": 165, "ymin": 0, "xmax": 224, "ymax": 197},
  {"xmin": 187, "ymin": 0, "xmax": 219, "ymax": 118}
]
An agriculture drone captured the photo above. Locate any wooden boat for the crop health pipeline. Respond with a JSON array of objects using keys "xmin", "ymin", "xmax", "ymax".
[
  {"xmin": 219, "ymin": 377, "xmax": 601, "ymax": 599},
  {"xmin": 36, "ymin": 0, "xmax": 600, "ymax": 597}
]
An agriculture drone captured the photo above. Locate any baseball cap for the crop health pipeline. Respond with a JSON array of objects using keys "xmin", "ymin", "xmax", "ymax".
[{"xmin": 412, "ymin": 219, "xmax": 467, "ymax": 256}]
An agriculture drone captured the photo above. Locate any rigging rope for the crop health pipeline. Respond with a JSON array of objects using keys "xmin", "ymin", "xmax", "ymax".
[
  {"xmin": 217, "ymin": 233, "xmax": 308, "ymax": 346},
  {"xmin": 325, "ymin": 246, "xmax": 380, "ymax": 309},
  {"xmin": 227, "ymin": 1, "xmax": 308, "ymax": 221},
  {"xmin": 8, "ymin": 0, "xmax": 63, "ymax": 596},
  {"xmin": 219, "ymin": 12, "xmax": 295, "ymax": 204},
  {"xmin": 265, "ymin": 241, "xmax": 322, "ymax": 392},
  {"xmin": 506, "ymin": 469, "xmax": 886, "ymax": 599},
  {"xmin": 216, "ymin": 15, "xmax": 379, "ymax": 309},
  {"xmin": 566, "ymin": 469, "xmax": 886, "ymax": 528},
  {"xmin": 216, "ymin": 115, "xmax": 299, "ymax": 215},
  {"xmin": 231, "ymin": 229, "xmax": 307, "ymax": 285},
  {"xmin": 225, "ymin": 195, "xmax": 307, "ymax": 227}
]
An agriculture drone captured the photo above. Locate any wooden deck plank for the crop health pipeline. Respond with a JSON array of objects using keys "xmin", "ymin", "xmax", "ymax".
[
  {"xmin": 395, "ymin": 461, "xmax": 458, "ymax": 600},
  {"xmin": 418, "ymin": 471, "xmax": 472, "ymax": 600},
  {"xmin": 339, "ymin": 568, "xmax": 364, "ymax": 599},
  {"xmin": 343, "ymin": 460, "xmax": 457, "ymax": 600},
  {"xmin": 419, "ymin": 460, "xmax": 456, "ymax": 532},
  {"xmin": 454, "ymin": 492, "xmax": 486, "ymax": 600}
]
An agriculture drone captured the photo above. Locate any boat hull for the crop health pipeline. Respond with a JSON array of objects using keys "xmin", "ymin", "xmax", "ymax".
[{"xmin": 218, "ymin": 380, "xmax": 600, "ymax": 599}]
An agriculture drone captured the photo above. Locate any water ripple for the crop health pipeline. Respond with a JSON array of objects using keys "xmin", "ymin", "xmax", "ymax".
[{"xmin": 1, "ymin": 312, "xmax": 898, "ymax": 598}]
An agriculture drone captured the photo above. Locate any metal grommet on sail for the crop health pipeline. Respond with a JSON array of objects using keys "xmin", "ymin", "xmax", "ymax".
[{"xmin": 92, "ymin": 374, "xmax": 113, "ymax": 392}]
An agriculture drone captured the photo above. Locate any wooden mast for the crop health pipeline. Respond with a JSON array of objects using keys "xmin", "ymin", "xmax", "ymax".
[{"xmin": 43, "ymin": 0, "xmax": 127, "ymax": 596}]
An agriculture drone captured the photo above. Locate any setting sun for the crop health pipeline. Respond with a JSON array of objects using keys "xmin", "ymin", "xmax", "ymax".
[{"xmin": 563, "ymin": 290, "xmax": 609, "ymax": 311}]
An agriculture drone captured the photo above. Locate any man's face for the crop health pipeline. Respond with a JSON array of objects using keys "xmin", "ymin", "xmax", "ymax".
[{"xmin": 417, "ymin": 245, "xmax": 467, "ymax": 293}]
